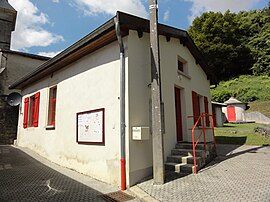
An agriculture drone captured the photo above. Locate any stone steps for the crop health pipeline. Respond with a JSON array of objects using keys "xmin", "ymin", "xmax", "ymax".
[
  {"xmin": 165, "ymin": 142, "xmax": 216, "ymax": 174},
  {"xmin": 171, "ymin": 148, "xmax": 204, "ymax": 157},
  {"xmin": 165, "ymin": 162, "xmax": 197, "ymax": 173},
  {"xmin": 175, "ymin": 142, "xmax": 205, "ymax": 150}
]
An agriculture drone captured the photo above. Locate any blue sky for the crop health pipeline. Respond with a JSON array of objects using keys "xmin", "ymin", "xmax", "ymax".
[{"xmin": 8, "ymin": 0, "xmax": 269, "ymax": 57}]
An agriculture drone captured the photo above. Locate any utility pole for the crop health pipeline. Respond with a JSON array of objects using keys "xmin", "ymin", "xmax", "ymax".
[{"xmin": 149, "ymin": 0, "xmax": 165, "ymax": 184}]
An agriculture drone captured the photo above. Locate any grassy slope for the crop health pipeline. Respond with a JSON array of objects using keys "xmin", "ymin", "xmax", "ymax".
[
  {"xmin": 215, "ymin": 123, "xmax": 270, "ymax": 145},
  {"xmin": 246, "ymin": 101, "xmax": 270, "ymax": 118}
]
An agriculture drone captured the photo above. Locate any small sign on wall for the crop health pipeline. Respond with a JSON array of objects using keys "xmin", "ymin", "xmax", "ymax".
[{"xmin": 76, "ymin": 108, "xmax": 105, "ymax": 145}]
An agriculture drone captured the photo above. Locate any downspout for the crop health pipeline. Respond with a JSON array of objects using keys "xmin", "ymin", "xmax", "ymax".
[{"xmin": 114, "ymin": 15, "xmax": 126, "ymax": 190}]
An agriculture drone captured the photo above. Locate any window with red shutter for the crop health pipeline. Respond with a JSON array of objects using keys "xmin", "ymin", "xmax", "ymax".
[
  {"xmin": 23, "ymin": 97, "xmax": 29, "ymax": 128},
  {"xmin": 192, "ymin": 91, "xmax": 201, "ymax": 126},
  {"xmin": 27, "ymin": 92, "xmax": 40, "ymax": 127},
  {"xmin": 47, "ymin": 86, "xmax": 57, "ymax": 127},
  {"xmin": 29, "ymin": 95, "xmax": 35, "ymax": 127},
  {"xmin": 33, "ymin": 92, "xmax": 40, "ymax": 127},
  {"xmin": 204, "ymin": 96, "xmax": 210, "ymax": 127}
]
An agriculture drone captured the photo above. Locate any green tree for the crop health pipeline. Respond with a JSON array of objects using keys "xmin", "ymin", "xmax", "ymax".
[
  {"xmin": 237, "ymin": 6, "xmax": 270, "ymax": 76},
  {"xmin": 188, "ymin": 5, "xmax": 270, "ymax": 81},
  {"xmin": 188, "ymin": 11, "xmax": 253, "ymax": 81}
]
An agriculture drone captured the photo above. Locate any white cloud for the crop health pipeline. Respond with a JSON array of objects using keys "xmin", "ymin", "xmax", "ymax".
[
  {"xmin": 38, "ymin": 51, "xmax": 62, "ymax": 57},
  {"xmin": 9, "ymin": 0, "xmax": 64, "ymax": 51},
  {"xmin": 163, "ymin": 9, "xmax": 170, "ymax": 22},
  {"xmin": 185, "ymin": 0, "xmax": 260, "ymax": 23},
  {"xmin": 72, "ymin": 0, "xmax": 148, "ymax": 18},
  {"xmin": 52, "ymin": 0, "xmax": 60, "ymax": 3}
]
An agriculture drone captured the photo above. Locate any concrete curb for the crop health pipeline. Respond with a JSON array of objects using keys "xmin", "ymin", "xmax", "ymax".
[{"xmin": 128, "ymin": 186, "xmax": 159, "ymax": 202}]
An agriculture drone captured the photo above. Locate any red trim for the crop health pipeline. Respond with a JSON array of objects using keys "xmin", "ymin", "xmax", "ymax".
[
  {"xmin": 23, "ymin": 97, "xmax": 29, "ymax": 128},
  {"xmin": 227, "ymin": 106, "xmax": 236, "ymax": 122},
  {"xmin": 212, "ymin": 104, "xmax": 216, "ymax": 127},
  {"xmin": 175, "ymin": 87, "xmax": 183, "ymax": 141},
  {"xmin": 204, "ymin": 96, "xmax": 210, "ymax": 127},
  {"xmin": 192, "ymin": 91, "xmax": 200, "ymax": 125},
  {"xmin": 51, "ymin": 97, "xmax": 56, "ymax": 126},
  {"xmin": 120, "ymin": 158, "xmax": 126, "ymax": 190},
  {"xmin": 33, "ymin": 92, "xmax": 40, "ymax": 127}
]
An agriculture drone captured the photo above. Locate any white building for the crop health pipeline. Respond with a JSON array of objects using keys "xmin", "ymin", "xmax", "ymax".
[
  {"xmin": 222, "ymin": 97, "xmax": 247, "ymax": 123},
  {"xmin": 10, "ymin": 12, "xmax": 217, "ymax": 188},
  {"xmin": 211, "ymin": 101, "xmax": 227, "ymax": 127}
]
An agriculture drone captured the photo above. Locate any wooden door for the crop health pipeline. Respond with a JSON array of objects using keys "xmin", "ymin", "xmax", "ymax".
[
  {"xmin": 175, "ymin": 87, "xmax": 183, "ymax": 142},
  {"xmin": 227, "ymin": 106, "xmax": 236, "ymax": 122}
]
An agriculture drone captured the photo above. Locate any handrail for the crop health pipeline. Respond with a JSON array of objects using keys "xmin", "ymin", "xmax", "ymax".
[{"xmin": 188, "ymin": 113, "xmax": 216, "ymax": 174}]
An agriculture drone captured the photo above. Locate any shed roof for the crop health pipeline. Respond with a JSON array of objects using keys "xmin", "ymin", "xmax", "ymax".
[
  {"xmin": 224, "ymin": 97, "xmax": 243, "ymax": 104},
  {"xmin": 0, "ymin": 49, "xmax": 50, "ymax": 60},
  {"xmin": 9, "ymin": 11, "xmax": 217, "ymax": 90},
  {"xmin": 211, "ymin": 101, "xmax": 227, "ymax": 106}
]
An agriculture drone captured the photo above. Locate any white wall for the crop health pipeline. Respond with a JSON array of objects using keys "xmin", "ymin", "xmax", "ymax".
[
  {"xmin": 213, "ymin": 105, "xmax": 224, "ymax": 127},
  {"xmin": 222, "ymin": 104, "xmax": 246, "ymax": 122},
  {"xmin": 235, "ymin": 104, "xmax": 246, "ymax": 122},
  {"xmin": 127, "ymin": 31, "xmax": 153, "ymax": 186},
  {"xmin": 127, "ymin": 30, "xmax": 212, "ymax": 185},
  {"xmin": 16, "ymin": 30, "xmax": 213, "ymax": 187},
  {"xmin": 17, "ymin": 42, "xmax": 122, "ymax": 185}
]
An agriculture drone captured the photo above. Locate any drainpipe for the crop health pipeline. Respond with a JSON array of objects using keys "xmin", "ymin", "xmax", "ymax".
[{"xmin": 114, "ymin": 15, "xmax": 126, "ymax": 190}]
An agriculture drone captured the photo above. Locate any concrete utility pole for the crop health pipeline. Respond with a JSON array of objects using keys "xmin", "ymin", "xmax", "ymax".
[{"xmin": 149, "ymin": 0, "xmax": 165, "ymax": 184}]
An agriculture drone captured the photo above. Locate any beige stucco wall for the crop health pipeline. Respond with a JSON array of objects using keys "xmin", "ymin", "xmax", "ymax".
[
  {"xmin": 17, "ymin": 41, "xmax": 122, "ymax": 186},
  {"xmin": 127, "ymin": 30, "xmax": 212, "ymax": 186}
]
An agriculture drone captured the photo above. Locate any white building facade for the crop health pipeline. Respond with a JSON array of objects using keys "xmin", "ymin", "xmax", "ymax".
[{"xmin": 10, "ymin": 12, "xmax": 216, "ymax": 188}]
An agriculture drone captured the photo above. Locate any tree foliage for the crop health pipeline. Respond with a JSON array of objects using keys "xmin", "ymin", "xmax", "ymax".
[{"xmin": 188, "ymin": 5, "xmax": 270, "ymax": 81}]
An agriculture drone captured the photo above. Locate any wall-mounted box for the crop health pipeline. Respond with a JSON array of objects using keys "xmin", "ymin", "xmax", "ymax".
[{"xmin": 132, "ymin": 127, "xmax": 150, "ymax": 140}]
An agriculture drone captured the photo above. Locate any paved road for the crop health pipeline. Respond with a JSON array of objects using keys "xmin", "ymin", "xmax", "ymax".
[
  {"xmin": 136, "ymin": 144, "xmax": 270, "ymax": 202},
  {"xmin": 0, "ymin": 145, "xmax": 122, "ymax": 202}
]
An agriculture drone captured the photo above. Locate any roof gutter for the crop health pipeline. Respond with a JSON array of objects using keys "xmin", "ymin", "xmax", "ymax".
[{"xmin": 114, "ymin": 13, "xmax": 126, "ymax": 190}]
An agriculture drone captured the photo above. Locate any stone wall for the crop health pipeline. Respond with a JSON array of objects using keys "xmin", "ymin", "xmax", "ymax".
[
  {"xmin": 254, "ymin": 126, "xmax": 270, "ymax": 139},
  {"xmin": 0, "ymin": 51, "xmax": 48, "ymax": 145},
  {"xmin": 0, "ymin": 99, "xmax": 18, "ymax": 144},
  {"xmin": 244, "ymin": 111, "xmax": 270, "ymax": 125}
]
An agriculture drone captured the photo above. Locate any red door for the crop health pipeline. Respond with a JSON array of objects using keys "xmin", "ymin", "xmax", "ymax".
[
  {"xmin": 227, "ymin": 106, "xmax": 236, "ymax": 122},
  {"xmin": 175, "ymin": 87, "xmax": 183, "ymax": 142}
]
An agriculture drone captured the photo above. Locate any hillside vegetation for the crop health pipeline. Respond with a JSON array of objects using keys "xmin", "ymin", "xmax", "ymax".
[
  {"xmin": 189, "ymin": 4, "xmax": 270, "ymax": 114},
  {"xmin": 211, "ymin": 75, "xmax": 270, "ymax": 103}
]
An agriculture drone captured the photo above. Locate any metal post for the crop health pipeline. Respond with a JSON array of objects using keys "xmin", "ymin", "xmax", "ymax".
[{"xmin": 149, "ymin": 0, "xmax": 165, "ymax": 185}]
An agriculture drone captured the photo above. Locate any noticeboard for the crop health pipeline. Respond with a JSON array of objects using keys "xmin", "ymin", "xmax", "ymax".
[{"xmin": 76, "ymin": 108, "xmax": 105, "ymax": 145}]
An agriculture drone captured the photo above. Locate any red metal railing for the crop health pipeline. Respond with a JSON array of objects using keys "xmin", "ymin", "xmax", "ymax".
[{"xmin": 188, "ymin": 113, "xmax": 216, "ymax": 174}]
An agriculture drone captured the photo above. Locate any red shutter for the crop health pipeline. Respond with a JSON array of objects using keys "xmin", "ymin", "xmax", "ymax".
[
  {"xmin": 51, "ymin": 97, "xmax": 56, "ymax": 126},
  {"xmin": 33, "ymin": 92, "xmax": 40, "ymax": 127},
  {"xmin": 192, "ymin": 91, "xmax": 199, "ymax": 124},
  {"xmin": 23, "ymin": 97, "xmax": 29, "ymax": 128},
  {"xmin": 204, "ymin": 96, "xmax": 210, "ymax": 127}
]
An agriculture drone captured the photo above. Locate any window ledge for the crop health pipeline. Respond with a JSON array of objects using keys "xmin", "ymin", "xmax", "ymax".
[
  {"xmin": 46, "ymin": 125, "xmax": 55, "ymax": 130},
  {"xmin": 177, "ymin": 70, "xmax": 191, "ymax": 79}
]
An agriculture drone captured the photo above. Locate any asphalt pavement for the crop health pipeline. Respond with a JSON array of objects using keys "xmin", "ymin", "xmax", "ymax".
[{"xmin": 0, "ymin": 145, "xmax": 138, "ymax": 202}]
